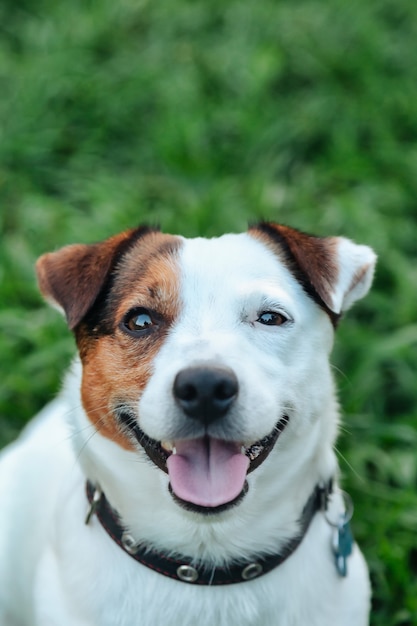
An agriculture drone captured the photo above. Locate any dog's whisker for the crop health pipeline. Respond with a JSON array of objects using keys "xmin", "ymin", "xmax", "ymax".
[
  {"xmin": 75, "ymin": 426, "xmax": 101, "ymax": 463},
  {"xmin": 63, "ymin": 401, "xmax": 137, "ymax": 440},
  {"xmin": 334, "ymin": 445, "xmax": 364, "ymax": 482},
  {"xmin": 330, "ymin": 364, "xmax": 350, "ymax": 384},
  {"xmin": 208, "ymin": 565, "xmax": 216, "ymax": 586},
  {"xmin": 338, "ymin": 424, "xmax": 353, "ymax": 436}
]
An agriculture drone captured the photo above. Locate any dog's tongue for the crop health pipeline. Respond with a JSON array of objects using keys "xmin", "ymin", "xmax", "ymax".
[{"xmin": 167, "ymin": 437, "xmax": 249, "ymax": 508}]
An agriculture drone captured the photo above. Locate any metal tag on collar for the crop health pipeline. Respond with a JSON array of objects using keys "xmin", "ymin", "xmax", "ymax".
[
  {"xmin": 85, "ymin": 485, "xmax": 103, "ymax": 525},
  {"xmin": 332, "ymin": 516, "xmax": 354, "ymax": 577},
  {"xmin": 324, "ymin": 489, "xmax": 354, "ymax": 577}
]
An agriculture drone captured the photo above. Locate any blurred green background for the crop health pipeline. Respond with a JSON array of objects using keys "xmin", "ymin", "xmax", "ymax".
[{"xmin": 0, "ymin": 0, "xmax": 416, "ymax": 623}]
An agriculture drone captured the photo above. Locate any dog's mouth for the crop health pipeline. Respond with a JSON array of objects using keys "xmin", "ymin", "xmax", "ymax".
[{"xmin": 118, "ymin": 412, "xmax": 288, "ymax": 513}]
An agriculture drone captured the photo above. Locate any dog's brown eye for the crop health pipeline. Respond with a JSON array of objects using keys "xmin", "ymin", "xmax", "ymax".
[
  {"xmin": 257, "ymin": 312, "xmax": 288, "ymax": 326},
  {"xmin": 123, "ymin": 308, "xmax": 157, "ymax": 335}
]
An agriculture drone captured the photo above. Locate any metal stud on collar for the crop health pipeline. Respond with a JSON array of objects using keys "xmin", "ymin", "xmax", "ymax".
[
  {"xmin": 241, "ymin": 562, "xmax": 263, "ymax": 580},
  {"xmin": 121, "ymin": 532, "xmax": 140, "ymax": 555},
  {"xmin": 177, "ymin": 565, "xmax": 199, "ymax": 583}
]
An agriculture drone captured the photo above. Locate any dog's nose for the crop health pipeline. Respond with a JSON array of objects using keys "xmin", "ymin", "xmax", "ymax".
[{"xmin": 173, "ymin": 366, "xmax": 238, "ymax": 425}]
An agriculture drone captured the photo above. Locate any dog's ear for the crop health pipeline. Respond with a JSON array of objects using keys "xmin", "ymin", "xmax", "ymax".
[
  {"xmin": 324, "ymin": 235, "xmax": 377, "ymax": 313},
  {"xmin": 36, "ymin": 227, "xmax": 152, "ymax": 329},
  {"xmin": 251, "ymin": 223, "xmax": 377, "ymax": 315}
]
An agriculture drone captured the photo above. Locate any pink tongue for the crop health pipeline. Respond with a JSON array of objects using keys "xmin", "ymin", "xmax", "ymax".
[{"xmin": 167, "ymin": 438, "xmax": 250, "ymax": 508}]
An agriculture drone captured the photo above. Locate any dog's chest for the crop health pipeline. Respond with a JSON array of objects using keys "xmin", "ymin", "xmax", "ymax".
[{"xmin": 37, "ymin": 487, "xmax": 367, "ymax": 626}]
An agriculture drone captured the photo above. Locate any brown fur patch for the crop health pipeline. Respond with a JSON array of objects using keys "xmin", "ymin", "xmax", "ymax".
[
  {"xmin": 78, "ymin": 232, "xmax": 182, "ymax": 450},
  {"xmin": 38, "ymin": 229, "xmax": 182, "ymax": 450},
  {"xmin": 249, "ymin": 222, "xmax": 341, "ymax": 323},
  {"xmin": 36, "ymin": 226, "xmax": 156, "ymax": 330}
]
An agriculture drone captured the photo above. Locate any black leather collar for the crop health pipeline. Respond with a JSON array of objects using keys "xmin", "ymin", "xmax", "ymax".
[{"xmin": 85, "ymin": 479, "xmax": 332, "ymax": 585}]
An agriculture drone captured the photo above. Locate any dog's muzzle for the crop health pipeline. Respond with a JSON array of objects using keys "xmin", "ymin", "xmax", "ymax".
[{"xmin": 117, "ymin": 365, "xmax": 289, "ymax": 513}]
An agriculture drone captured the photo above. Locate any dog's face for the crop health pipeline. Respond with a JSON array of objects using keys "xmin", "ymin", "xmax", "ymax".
[{"xmin": 36, "ymin": 223, "xmax": 376, "ymax": 514}]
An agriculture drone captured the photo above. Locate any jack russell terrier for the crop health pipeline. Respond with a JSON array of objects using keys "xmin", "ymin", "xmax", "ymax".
[{"xmin": 0, "ymin": 222, "xmax": 376, "ymax": 625}]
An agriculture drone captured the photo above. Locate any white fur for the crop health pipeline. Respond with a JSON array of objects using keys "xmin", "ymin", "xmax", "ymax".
[
  {"xmin": 329, "ymin": 238, "xmax": 376, "ymax": 313},
  {"xmin": 0, "ymin": 232, "xmax": 374, "ymax": 625}
]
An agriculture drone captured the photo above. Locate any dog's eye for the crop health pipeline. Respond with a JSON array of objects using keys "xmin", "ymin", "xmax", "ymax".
[
  {"xmin": 257, "ymin": 311, "xmax": 289, "ymax": 327},
  {"xmin": 122, "ymin": 308, "xmax": 158, "ymax": 335}
]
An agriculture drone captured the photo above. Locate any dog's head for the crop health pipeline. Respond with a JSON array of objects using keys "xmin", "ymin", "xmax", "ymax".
[{"xmin": 36, "ymin": 223, "xmax": 376, "ymax": 514}]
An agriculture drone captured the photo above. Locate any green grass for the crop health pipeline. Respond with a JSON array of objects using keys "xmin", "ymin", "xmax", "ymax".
[{"xmin": 0, "ymin": 0, "xmax": 416, "ymax": 623}]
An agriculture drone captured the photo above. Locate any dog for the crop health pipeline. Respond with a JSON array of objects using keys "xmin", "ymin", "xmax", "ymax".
[{"xmin": 0, "ymin": 222, "xmax": 376, "ymax": 626}]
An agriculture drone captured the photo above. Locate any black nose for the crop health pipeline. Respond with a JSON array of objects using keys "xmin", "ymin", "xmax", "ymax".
[{"xmin": 173, "ymin": 366, "xmax": 239, "ymax": 425}]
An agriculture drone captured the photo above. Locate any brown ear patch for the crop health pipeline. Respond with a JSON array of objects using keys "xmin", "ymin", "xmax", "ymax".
[
  {"xmin": 249, "ymin": 222, "xmax": 340, "ymax": 325},
  {"xmin": 36, "ymin": 226, "xmax": 158, "ymax": 330}
]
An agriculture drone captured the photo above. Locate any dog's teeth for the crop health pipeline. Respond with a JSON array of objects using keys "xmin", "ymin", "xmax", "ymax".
[
  {"xmin": 161, "ymin": 441, "xmax": 175, "ymax": 452},
  {"xmin": 241, "ymin": 446, "xmax": 246, "ymax": 455},
  {"xmin": 247, "ymin": 445, "xmax": 263, "ymax": 461},
  {"xmin": 172, "ymin": 446, "xmax": 177, "ymax": 455}
]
